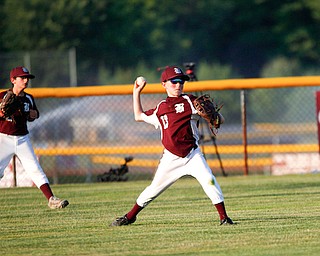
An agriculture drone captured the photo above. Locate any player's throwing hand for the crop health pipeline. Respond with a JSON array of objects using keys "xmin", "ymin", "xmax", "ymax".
[{"xmin": 134, "ymin": 76, "xmax": 147, "ymax": 90}]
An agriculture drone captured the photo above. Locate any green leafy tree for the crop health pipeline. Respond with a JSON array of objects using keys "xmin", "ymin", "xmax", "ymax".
[{"xmin": 1, "ymin": 0, "xmax": 320, "ymax": 85}]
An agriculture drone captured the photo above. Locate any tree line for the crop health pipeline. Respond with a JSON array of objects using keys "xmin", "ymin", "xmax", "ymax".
[{"xmin": 0, "ymin": 0, "xmax": 319, "ymax": 86}]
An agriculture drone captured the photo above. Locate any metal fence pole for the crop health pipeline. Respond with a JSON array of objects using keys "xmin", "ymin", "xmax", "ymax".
[
  {"xmin": 12, "ymin": 155, "xmax": 17, "ymax": 187},
  {"xmin": 69, "ymin": 47, "xmax": 77, "ymax": 87},
  {"xmin": 24, "ymin": 52, "xmax": 32, "ymax": 87},
  {"xmin": 241, "ymin": 90, "xmax": 249, "ymax": 175}
]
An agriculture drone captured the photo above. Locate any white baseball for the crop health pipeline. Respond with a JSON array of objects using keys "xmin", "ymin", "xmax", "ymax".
[{"xmin": 136, "ymin": 76, "xmax": 146, "ymax": 86}]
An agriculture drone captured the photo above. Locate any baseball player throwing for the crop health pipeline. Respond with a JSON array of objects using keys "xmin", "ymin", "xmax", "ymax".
[
  {"xmin": 111, "ymin": 66, "xmax": 233, "ymax": 226},
  {"xmin": 0, "ymin": 66, "xmax": 69, "ymax": 209}
]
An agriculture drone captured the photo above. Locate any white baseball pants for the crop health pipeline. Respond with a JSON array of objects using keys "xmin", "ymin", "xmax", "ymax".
[
  {"xmin": 0, "ymin": 133, "xmax": 49, "ymax": 188},
  {"xmin": 136, "ymin": 147, "xmax": 224, "ymax": 207}
]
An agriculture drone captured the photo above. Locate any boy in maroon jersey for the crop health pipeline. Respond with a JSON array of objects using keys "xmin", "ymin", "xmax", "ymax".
[
  {"xmin": 0, "ymin": 66, "xmax": 69, "ymax": 209},
  {"xmin": 111, "ymin": 66, "xmax": 233, "ymax": 226}
]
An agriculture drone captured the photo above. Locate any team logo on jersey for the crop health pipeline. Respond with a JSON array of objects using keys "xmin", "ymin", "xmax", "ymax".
[{"xmin": 174, "ymin": 103, "xmax": 184, "ymax": 113}]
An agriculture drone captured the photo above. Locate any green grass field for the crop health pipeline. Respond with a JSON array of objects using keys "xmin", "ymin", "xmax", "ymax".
[{"xmin": 1, "ymin": 174, "xmax": 319, "ymax": 256}]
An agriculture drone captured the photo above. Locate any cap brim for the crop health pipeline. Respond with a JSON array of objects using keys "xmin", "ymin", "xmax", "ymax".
[
  {"xmin": 14, "ymin": 74, "xmax": 35, "ymax": 79},
  {"xmin": 169, "ymin": 74, "xmax": 190, "ymax": 81},
  {"xmin": 182, "ymin": 74, "xmax": 190, "ymax": 81}
]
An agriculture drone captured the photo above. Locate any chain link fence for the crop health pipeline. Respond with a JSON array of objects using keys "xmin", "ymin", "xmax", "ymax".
[
  {"xmin": 30, "ymin": 94, "xmax": 163, "ymax": 183},
  {"xmin": 1, "ymin": 85, "xmax": 319, "ymax": 186},
  {"xmin": 1, "ymin": 50, "xmax": 319, "ymax": 186}
]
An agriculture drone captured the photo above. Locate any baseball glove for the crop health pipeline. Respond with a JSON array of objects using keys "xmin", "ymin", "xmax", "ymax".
[
  {"xmin": 0, "ymin": 90, "xmax": 22, "ymax": 118},
  {"xmin": 193, "ymin": 94, "xmax": 224, "ymax": 134}
]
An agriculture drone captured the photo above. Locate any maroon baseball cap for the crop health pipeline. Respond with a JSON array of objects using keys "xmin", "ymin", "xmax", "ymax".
[
  {"xmin": 10, "ymin": 66, "xmax": 35, "ymax": 79},
  {"xmin": 161, "ymin": 66, "xmax": 190, "ymax": 82}
]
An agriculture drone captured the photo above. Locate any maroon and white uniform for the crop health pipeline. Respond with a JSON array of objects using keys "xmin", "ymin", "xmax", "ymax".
[
  {"xmin": 0, "ymin": 89, "xmax": 49, "ymax": 187},
  {"xmin": 0, "ymin": 89, "xmax": 38, "ymax": 135},
  {"xmin": 136, "ymin": 94, "xmax": 224, "ymax": 207}
]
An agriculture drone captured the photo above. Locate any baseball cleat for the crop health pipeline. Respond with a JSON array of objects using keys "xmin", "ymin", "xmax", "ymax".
[
  {"xmin": 220, "ymin": 217, "xmax": 234, "ymax": 225},
  {"xmin": 48, "ymin": 196, "xmax": 69, "ymax": 209},
  {"xmin": 110, "ymin": 214, "xmax": 136, "ymax": 227}
]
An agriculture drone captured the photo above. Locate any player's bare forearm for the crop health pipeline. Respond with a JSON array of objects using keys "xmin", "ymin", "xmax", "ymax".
[
  {"xmin": 133, "ymin": 91, "xmax": 144, "ymax": 121},
  {"xmin": 133, "ymin": 78, "xmax": 146, "ymax": 122}
]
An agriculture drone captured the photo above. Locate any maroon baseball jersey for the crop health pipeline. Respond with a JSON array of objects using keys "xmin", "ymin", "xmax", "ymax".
[
  {"xmin": 0, "ymin": 89, "xmax": 39, "ymax": 136},
  {"xmin": 142, "ymin": 94, "xmax": 200, "ymax": 157}
]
